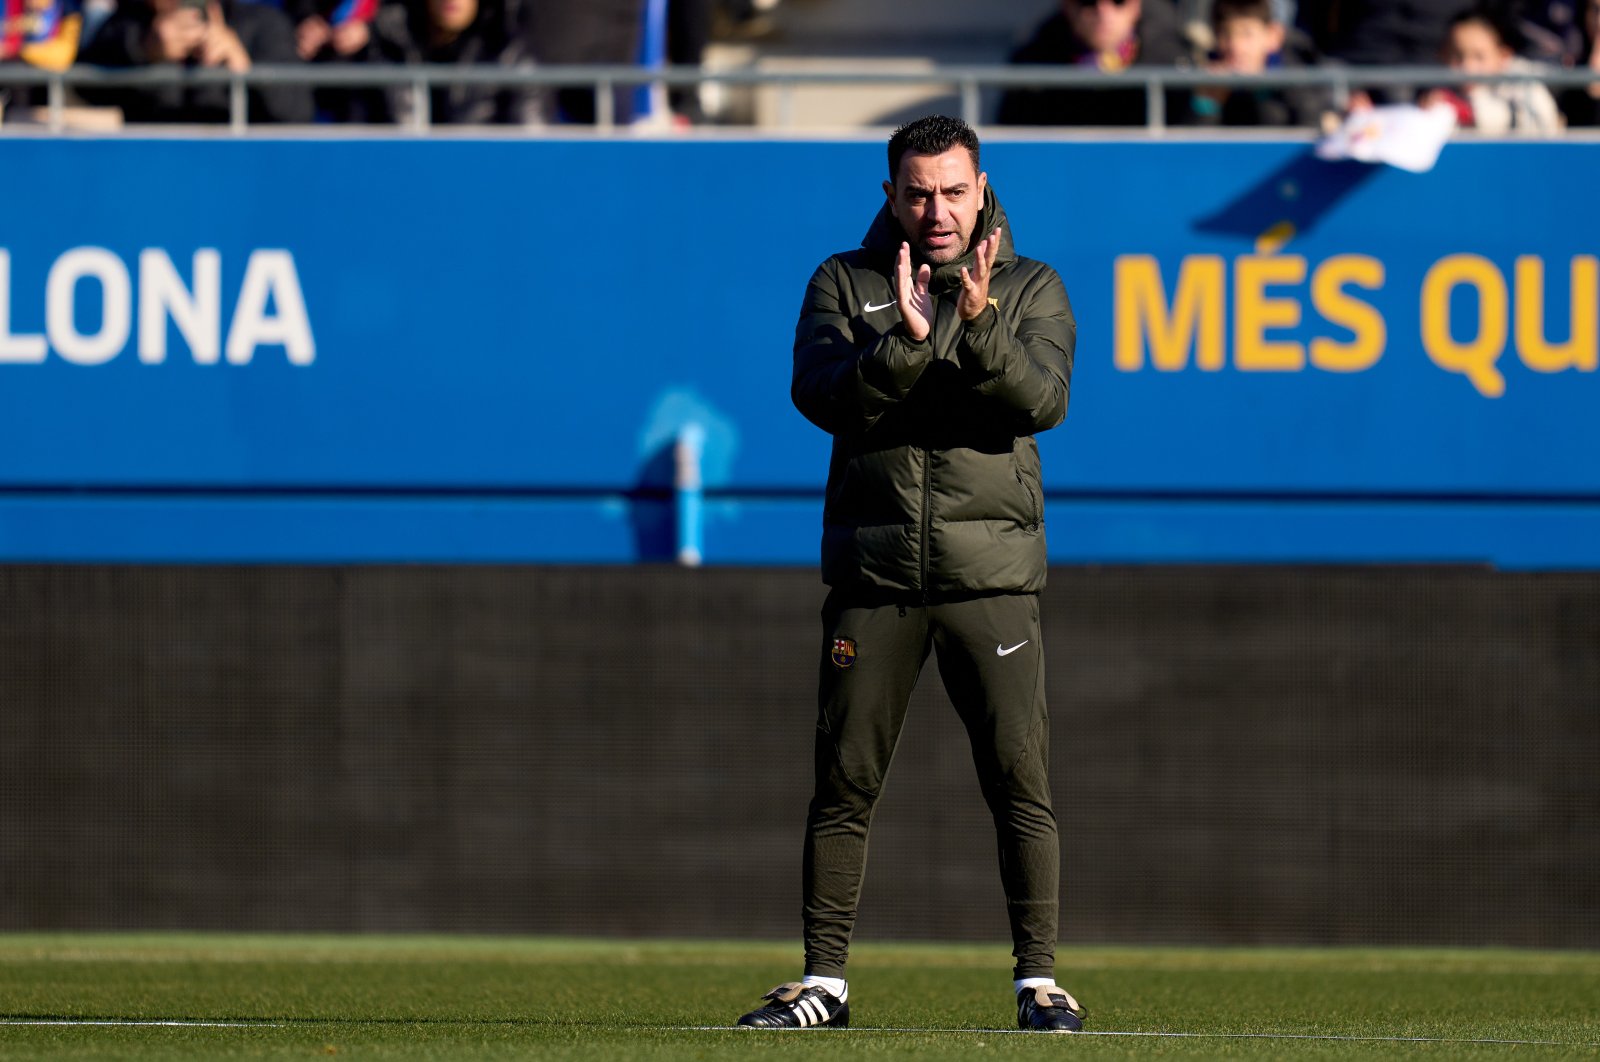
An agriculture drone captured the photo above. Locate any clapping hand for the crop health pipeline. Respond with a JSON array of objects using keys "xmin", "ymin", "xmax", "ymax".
[
  {"xmin": 896, "ymin": 241, "xmax": 933, "ymax": 341},
  {"xmin": 957, "ymin": 227, "xmax": 1000, "ymax": 321}
]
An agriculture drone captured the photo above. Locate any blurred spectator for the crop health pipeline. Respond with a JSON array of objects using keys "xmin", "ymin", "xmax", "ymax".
[
  {"xmin": 666, "ymin": 0, "xmax": 709, "ymax": 123},
  {"xmin": 524, "ymin": 0, "xmax": 643, "ymax": 123},
  {"xmin": 1, "ymin": 0, "xmax": 83, "ymax": 118},
  {"xmin": 1423, "ymin": 6, "xmax": 1564, "ymax": 133},
  {"xmin": 291, "ymin": 0, "xmax": 376, "ymax": 60},
  {"xmin": 1518, "ymin": 0, "xmax": 1586, "ymax": 61},
  {"xmin": 79, "ymin": 0, "xmax": 312, "ymax": 122},
  {"xmin": 1176, "ymin": 0, "xmax": 1299, "ymax": 52},
  {"xmin": 369, "ymin": 0, "xmax": 541, "ymax": 124},
  {"xmin": 288, "ymin": 0, "xmax": 388, "ymax": 121},
  {"xmin": 1186, "ymin": 0, "xmax": 1327, "ymax": 125},
  {"xmin": 1572, "ymin": 0, "xmax": 1600, "ymax": 123},
  {"xmin": 996, "ymin": 0, "xmax": 1193, "ymax": 126},
  {"xmin": 1295, "ymin": 0, "xmax": 1460, "ymax": 65},
  {"xmin": 1521, "ymin": 0, "xmax": 1599, "ymax": 124}
]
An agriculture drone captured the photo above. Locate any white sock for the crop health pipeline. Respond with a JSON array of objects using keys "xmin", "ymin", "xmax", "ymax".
[
  {"xmin": 1014, "ymin": 976, "xmax": 1056, "ymax": 994},
  {"xmin": 802, "ymin": 974, "xmax": 847, "ymax": 998}
]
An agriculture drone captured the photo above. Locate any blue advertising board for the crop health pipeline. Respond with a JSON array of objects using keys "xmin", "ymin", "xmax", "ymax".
[{"xmin": 2, "ymin": 136, "xmax": 1597, "ymax": 565}]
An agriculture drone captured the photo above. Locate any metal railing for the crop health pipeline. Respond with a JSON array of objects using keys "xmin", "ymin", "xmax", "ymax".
[{"xmin": 4, "ymin": 62, "xmax": 1599, "ymax": 135}]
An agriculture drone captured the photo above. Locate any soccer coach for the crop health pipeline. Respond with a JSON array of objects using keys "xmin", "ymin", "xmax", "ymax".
[{"xmin": 736, "ymin": 115, "xmax": 1084, "ymax": 1033}]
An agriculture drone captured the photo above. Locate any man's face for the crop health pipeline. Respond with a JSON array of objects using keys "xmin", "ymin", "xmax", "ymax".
[
  {"xmin": 1064, "ymin": 0, "xmax": 1141, "ymax": 54},
  {"xmin": 1215, "ymin": 16, "xmax": 1283, "ymax": 72},
  {"xmin": 882, "ymin": 147, "xmax": 987, "ymax": 265}
]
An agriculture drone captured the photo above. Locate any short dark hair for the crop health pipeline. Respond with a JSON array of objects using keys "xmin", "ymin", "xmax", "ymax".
[
  {"xmin": 1449, "ymin": 4, "xmax": 1523, "ymax": 51},
  {"xmin": 886, "ymin": 115, "xmax": 981, "ymax": 183},
  {"xmin": 1212, "ymin": 0, "xmax": 1276, "ymax": 27}
]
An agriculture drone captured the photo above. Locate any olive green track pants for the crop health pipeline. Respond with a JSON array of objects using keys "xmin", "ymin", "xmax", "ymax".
[{"xmin": 802, "ymin": 590, "xmax": 1059, "ymax": 981}]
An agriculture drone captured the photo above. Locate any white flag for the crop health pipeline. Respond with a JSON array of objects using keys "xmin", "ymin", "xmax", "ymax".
[{"xmin": 1315, "ymin": 102, "xmax": 1458, "ymax": 174}]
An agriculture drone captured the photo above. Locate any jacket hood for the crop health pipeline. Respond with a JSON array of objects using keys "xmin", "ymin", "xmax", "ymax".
[{"xmin": 861, "ymin": 184, "xmax": 1017, "ymax": 293}]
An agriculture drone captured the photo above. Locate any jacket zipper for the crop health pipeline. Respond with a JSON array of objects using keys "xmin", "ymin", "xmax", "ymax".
[
  {"xmin": 1017, "ymin": 469, "xmax": 1041, "ymax": 530},
  {"xmin": 919, "ymin": 302, "xmax": 936, "ymax": 601}
]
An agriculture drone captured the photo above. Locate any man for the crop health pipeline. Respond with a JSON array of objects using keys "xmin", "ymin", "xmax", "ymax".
[
  {"xmin": 522, "ymin": 0, "xmax": 642, "ymax": 123},
  {"xmin": 366, "ymin": 0, "xmax": 542, "ymax": 126},
  {"xmin": 78, "ymin": 0, "xmax": 311, "ymax": 124},
  {"xmin": 735, "ymin": 115, "xmax": 1083, "ymax": 1033},
  {"xmin": 996, "ymin": 0, "xmax": 1190, "ymax": 126}
]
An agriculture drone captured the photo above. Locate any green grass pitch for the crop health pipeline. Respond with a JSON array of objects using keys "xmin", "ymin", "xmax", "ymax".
[{"xmin": 1, "ymin": 935, "xmax": 1597, "ymax": 1059}]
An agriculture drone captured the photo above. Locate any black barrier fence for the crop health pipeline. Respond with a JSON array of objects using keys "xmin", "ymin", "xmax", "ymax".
[{"xmin": 1, "ymin": 565, "xmax": 1596, "ymax": 947}]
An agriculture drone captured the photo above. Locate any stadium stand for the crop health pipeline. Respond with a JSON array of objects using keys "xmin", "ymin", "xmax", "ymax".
[{"xmin": 3, "ymin": 0, "xmax": 1598, "ymax": 130}]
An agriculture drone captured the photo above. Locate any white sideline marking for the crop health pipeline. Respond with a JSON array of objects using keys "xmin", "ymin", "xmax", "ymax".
[
  {"xmin": 686, "ymin": 1025, "xmax": 1599, "ymax": 1046},
  {"xmin": 0, "ymin": 1020, "xmax": 282, "ymax": 1028}
]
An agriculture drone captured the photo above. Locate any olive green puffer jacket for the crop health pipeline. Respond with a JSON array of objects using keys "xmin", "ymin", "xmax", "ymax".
[{"xmin": 792, "ymin": 186, "xmax": 1075, "ymax": 596}]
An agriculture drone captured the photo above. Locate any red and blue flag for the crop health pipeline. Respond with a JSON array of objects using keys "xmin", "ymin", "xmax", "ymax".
[
  {"xmin": 328, "ymin": 0, "xmax": 377, "ymax": 26},
  {"xmin": 1, "ymin": 0, "xmax": 81, "ymax": 69}
]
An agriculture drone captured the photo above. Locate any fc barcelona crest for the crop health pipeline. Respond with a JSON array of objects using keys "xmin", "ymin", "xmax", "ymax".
[{"xmin": 831, "ymin": 637, "xmax": 857, "ymax": 669}]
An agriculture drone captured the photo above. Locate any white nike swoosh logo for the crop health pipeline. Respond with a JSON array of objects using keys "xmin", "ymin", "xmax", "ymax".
[
  {"xmin": 997, "ymin": 641, "xmax": 1029, "ymax": 656},
  {"xmin": 862, "ymin": 300, "xmax": 896, "ymax": 313}
]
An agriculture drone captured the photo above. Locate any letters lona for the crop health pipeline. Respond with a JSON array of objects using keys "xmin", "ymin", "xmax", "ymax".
[{"xmin": 0, "ymin": 247, "xmax": 316, "ymax": 367}]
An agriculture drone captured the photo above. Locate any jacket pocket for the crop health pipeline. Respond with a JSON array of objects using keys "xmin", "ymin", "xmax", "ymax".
[
  {"xmin": 824, "ymin": 463, "xmax": 852, "ymax": 519},
  {"xmin": 1014, "ymin": 468, "xmax": 1042, "ymax": 531}
]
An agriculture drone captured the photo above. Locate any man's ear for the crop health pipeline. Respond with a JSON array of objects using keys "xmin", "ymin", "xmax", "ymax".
[
  {"xmin": 978, "ymin": 171, "xmax": 988, "ymax": 196},
  {"xmin": 882, "ymin": 179, "xmax": 895, "ymax": 206}
]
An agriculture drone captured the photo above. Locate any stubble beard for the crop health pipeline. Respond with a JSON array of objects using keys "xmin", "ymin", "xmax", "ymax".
[{"xmin": 914, "ymin": 232, "xmax": 969, "ymax": 266}]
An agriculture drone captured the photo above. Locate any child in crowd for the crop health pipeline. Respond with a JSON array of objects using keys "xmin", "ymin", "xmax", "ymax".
[
  {"xmin": 1425, "ymin": 7, "xmax": 1564, "ymax": 133},
  {"xmin": 1188, "ymin": 0, "xmax": 1326, "ymax": 125}
]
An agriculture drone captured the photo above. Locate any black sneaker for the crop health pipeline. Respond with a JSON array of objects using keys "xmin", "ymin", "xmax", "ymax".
[
  {"xmin": 736, "ymin": 981, "xmax": 850, "ymax": 1029},
  {"xmin": 1016, "ymin": 985, "xmax": 1086, "ymax": 1032}
]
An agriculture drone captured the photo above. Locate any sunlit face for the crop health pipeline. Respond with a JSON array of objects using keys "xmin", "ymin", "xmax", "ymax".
[
  {"xmin": 1445, "ymin": 20, "xmax": 1511, "ymax": 75},
  {"xmin": 1215, "ymin": 15, "xmax": 1284, "ymax": 72},
  {"xmin": 882, "ymin": 147, "xmax": 988, "ymax": 265},
  {"xmin": 429, "ymin": 0, "xmax": 476, "ymax": 33},
  {"xmin": 1064, "ymin": 0, "xmax": 1142, "ymax": 54}
]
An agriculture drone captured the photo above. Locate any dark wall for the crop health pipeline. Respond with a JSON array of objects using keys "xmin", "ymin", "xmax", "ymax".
[{"xmin": 2, "ymin": 565, "xmax": 1596, "ymax": 947}]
